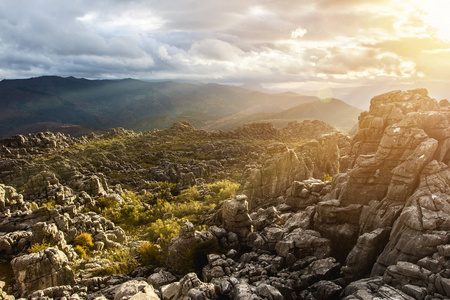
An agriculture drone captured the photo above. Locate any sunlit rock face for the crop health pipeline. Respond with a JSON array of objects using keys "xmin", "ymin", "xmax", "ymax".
[
  {"xmin": 240, "ymin": 143, "xmax": 310, "ymax": 210},
  {"xmin": 341, "ymin": 89, "xmax": 446, "ymax": 207},
  {"xmin": 331, "ymin": 89, "xmax": 450, "ymax": 280},
  {"xmin": 10, "ymin": 247, "xmax": 75, "ymax": 297},
  {"xmin": 241, "ymin": 132, "xmax": 346, "ymax": 210},
  {"xmin": 372, "ymin": 161, "xmax": 450, "ymax": 275}
]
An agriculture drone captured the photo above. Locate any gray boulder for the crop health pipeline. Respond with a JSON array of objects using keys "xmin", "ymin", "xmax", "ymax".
[
  {"xmin": 114, "ymin": 280, "xmax": 159, "ymax": 300},
  {"xmin": 11, "ymin": 247, "xmax": 75, "ymax": 297}
]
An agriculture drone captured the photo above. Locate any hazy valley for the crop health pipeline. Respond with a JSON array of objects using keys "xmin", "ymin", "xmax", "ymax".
[{"xmin": 0, "ymin": 76, "xmax": 361, "ymax": 138}]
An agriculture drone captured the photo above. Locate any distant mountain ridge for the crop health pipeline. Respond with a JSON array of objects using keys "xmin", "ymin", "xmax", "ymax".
[
  {"xmin": 203, "ymin": 98, "xmax": 362, "ymax": 132},
  {"xmin": 0, "ymin": 76, "xmax": 361, "ymax": 137}
]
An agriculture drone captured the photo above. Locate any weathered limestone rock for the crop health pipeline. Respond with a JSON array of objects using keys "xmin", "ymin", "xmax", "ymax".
[
  {"xmin": 0, "ymin": 230, "xmax": 32, "ymax": 256},
  {"xmin": 295, "ymin": 133, "xmax": 342, "ymax": 179},
  {"xmin": 222, "ymin": 195, "xmax": 253, "ymax": 240},
  {"xmin": 160, "ymin": 273, "xmax": 215, "ymax": 300},
  {"xmin": 342, "ymin": 227, "xmax": 391, "ymax": 283},
  {"xmin": 29, "ymin": 285, "xmax": 88, "ymax": 299},
  {"xmin": 313, "ymin": 200, "xmax": 362, "ymax": 261},
  {"xmin": 114, "ymin": 280, "xmax": 159, "ymax": 300},
  {"xmin": 342, "ymin": 277, "xmax": 415, "ymax": 300},
  {"xmin": 147, "ymin": 269, "xmax": 177, "ymax": 290},
  {"xmin": 277, "ymin": 228, "xmax": 332, "ymax": 259},
  {"xmin": 166, "ymin": 220, "xmax": 218, "ymax": 275},
  {"xmin": 0, "ymin": 281, "xmax": 14, "ymax": 300},
  {"xmin": 302, "ymin": 280, "xmax": 342, "ymax": 300},
  {"xmin": 11, "ymin": 247, "xmax": 75, "ymax": 297},
  {"xmin": 341, "ymin": 89, "xmax": 446, "ymax": 208},
  {"xmin": 0, "ymin": 184, "xmax": 28, "ymax": 213},
  {"xmin": 286, "ymin": 178, "xmax": 332, "ymax": 209},
  {"xmin": 372, "ymin": 160, "xmax": 450, "ymax": 275},
  {"xmin": 240, "ymin": 143, "xmax": 310, "ymax": 209}
]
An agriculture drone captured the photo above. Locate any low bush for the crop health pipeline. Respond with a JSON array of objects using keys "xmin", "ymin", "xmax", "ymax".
[
  {"xmin": 93, "ymin": 249, "xmax": 138, "ymax": 276},
  {"xmin": 323, "ymin": 174, "xmax": 332, "ymax": 182},
  {"xmin": 136, "ymin": 241, "xmax": 165, "ymax": 266},
  {"xmin": 74, "ymin": 233, "xmax": 94, "ymax": 248},
  {"xmin": 74, "ymin": 245, "xmax": 87, "ymax": 259},
  {"xmin": 28, "ymin": 242, "xmax": 52, "ymax": 253}
]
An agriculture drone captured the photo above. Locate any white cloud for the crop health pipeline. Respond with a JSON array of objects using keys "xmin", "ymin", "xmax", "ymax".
[
  {"xmin": 190, "ymin": 39, "xmax": 244, "ymax": 62},
  {"xmin": 291, "ymin": 27, "xmax": 307, "ymax": 39},
  {"xmin": 0, "ymin": 0, "xmax": 446, "ymax": 94}
]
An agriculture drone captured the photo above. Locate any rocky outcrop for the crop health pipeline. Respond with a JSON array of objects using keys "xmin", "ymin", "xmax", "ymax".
[
  {"xmin": 0, "ymin": 131, "xmax": 81, "ymax": 159},
  {"xmin": 240, "ymin": 143, "xmax": 311, "ymax": 209},
  {"xmin": 343, "ymin": 245, "xmax": 450, "ymax": 299},
  {"xmin": 113, "ymin": 280, "xmax": 159, "ymax": 300},
  {"xmin": 295, "ymin": 133, "xmax": 343, "ymax": 179},
  {"xmin": 222, "ymin": 195, "xmax": 253, "ymax": 241},
  {"xmin": 11, "ymin": 247, "xmax": 75, "ymax": 297},
  {"xmin": 166, "ymin": 220, "xmax": 218, "ymax": 275},
  {"xmin": 0, "ymin": 184, "xmax": 28, "ymax": 213},
  {"xmin": 341, "ymin": 227, "xmax": 391, "ymax": 283},
  {"xmin": 372, "ymin": 160, "xmax": 450, "ymax": 275},
  {"xmin": 286, "ymin": 178, "xmax": 332, "ymax": 209},
  {"xmin": 341, "ymin": 89, "xmax": 448, "ymax": 207},
  {"xmin": 241, "ymin": 132, "xmax": 346, "ymax": 210},
  {"xmin": 308, "ymin": 89, "xmax": 450, "ymax": 268},
  {"xmin": 160, "ymin": 273, "xmax": 215, "ymax": 300}
]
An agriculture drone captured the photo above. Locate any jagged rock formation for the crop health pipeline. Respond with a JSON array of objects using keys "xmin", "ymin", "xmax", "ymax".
[
  {"xmin": 166, "ymin": 220, "xmax": 218, "ymax": 275},
  {"xmin": 0, "ymin": 131, "xmax": 82, "ymax": 159},
  {"xmin": 222, "ymin": 195, "xmax": 253, "ymax": 241},
  {"xmin": 11, "ymin": 247, "xmax": 75, "ymax": 297},
  {"xmin": 371, "ymin": 160, "xmax": 450, "ymax": 275},
  {"xmin": 240, "ymin": 131, "xmax": 347, "ymax": 210},
  {"xmin": 160, "ymin": 273, "xmax": 215, "ymax": 300},
  {"xmin": 241, "ymin": 143, "xmax": 309, "ymax": 209}
]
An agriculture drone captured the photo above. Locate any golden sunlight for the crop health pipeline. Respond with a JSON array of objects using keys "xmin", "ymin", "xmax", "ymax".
[{"xmin": 414, "ymin": 0, "xmax": 450, "ymax": 40}]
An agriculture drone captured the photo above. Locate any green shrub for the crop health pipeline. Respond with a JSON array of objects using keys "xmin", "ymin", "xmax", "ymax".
[
  {"xmin": 74, "ymin": 245, "xmax": 87, "ymax": 259},
  {"xmin": 93, "ymin": 249, "xmax": 138, "ymax": 276},
  {"xmin": 323, "ymin": 174, "xmax": 332, "ymax": 182},
  {"xmin": 146, "ymin": 218, "xmax": 181, "ymax": 246},
  {"xmin": 28, "ymin": 242, "xmax": 52, "ymax": 253},
  {"xmin": 206, "ymin": 180, "xmax": 240, "ymax": 201},
  {"xmin": 40, "ymin": 200, "xmax": 57, "ymax": 209},
  {"xmin": 96, "ymin": 197, "xmax": 117, "ymax": 210},
  {"xmin": 136, "ymin": 241, "xmax": 165, "ymax": 266},
  {"xmin": 74, "ymin": 233, "xmax": 94, "ymax": 248},
  {"xmin": 177, "ymin": 185, "xmax": 200, "ymax": 202}
]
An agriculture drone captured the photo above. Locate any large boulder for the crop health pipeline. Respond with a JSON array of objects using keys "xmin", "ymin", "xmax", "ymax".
[
  {"xmin": 222, "ymin": 195, "xmax": 253, "ymax": 240},
  {"xmin": 114, "ymin": 280, "xmax": 159, "ymax": 300},
  {"xmin": 11, "ymin": 247, "xmax": 75, "ymax": 297},
  {"xmin": 166, "ymin": 220, "xmax": 219, "ymax": 275},
  {"xmin": 160, "ymin": 273, "xmax": 215, "ymax": 300}
]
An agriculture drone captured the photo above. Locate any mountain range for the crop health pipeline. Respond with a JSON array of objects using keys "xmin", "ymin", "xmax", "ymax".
[{"xmin": 0, "ymin": 76, "xmax": 362, "ymax": 137}]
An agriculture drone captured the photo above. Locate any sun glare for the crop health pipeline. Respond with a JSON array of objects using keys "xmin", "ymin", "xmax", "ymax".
[{"xmin": 414, "ymin": 0, "xmax": 450, "ymax": 41}]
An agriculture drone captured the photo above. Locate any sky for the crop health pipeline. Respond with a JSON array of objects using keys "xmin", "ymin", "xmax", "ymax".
[{"xmin": 1, "ymin": 0, "xmax": 450, "ymax": 108}]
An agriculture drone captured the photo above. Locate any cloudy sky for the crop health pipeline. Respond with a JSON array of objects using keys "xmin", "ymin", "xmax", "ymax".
[{"xmin": 1, "ymin": 0, "xmax": 450, "ymax": 108}]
